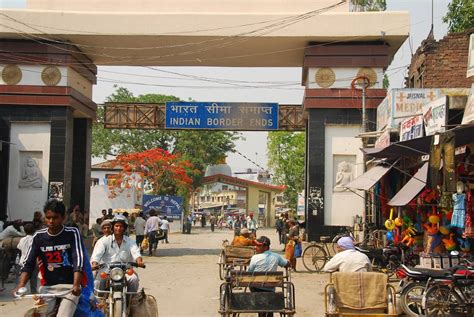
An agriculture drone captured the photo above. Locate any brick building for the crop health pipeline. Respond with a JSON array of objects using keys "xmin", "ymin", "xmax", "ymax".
[{"xmin": 407, "ymin": 29, "xmax": 474, "ymax": 88}]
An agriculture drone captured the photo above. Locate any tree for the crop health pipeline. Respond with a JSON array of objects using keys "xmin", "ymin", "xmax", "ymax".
[
  {"xmin": 106, "ymin": 148, "xmax": 198, "ymax": 198},
  {"xmin": 351, "ymin": 0, "xmax": 386, "ymax": 12},
  {"xmin": 92, "ymin": 86, "xmax": 239, "ymax": 188},
  {"xmin": 267, "ymin": 131, "xmax": 305, "ymax": 210},
  {"xmin": 443, "ymin": 0, "xmax": 474, "ymax": 33}
]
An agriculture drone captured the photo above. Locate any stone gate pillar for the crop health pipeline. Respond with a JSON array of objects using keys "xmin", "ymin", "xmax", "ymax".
[
  {"xmin": 303, "ymin": 42, "xmax": 389, "ymax": 241},
  {"xmin": 0, "ymin": 40, "xmax": 96, "ymax": 221}
]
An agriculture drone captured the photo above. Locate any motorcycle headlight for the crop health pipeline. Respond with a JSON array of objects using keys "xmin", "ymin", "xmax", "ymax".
[{"xmin": 110, "ymin": 268, "xmax": 124, "ymax": 281}]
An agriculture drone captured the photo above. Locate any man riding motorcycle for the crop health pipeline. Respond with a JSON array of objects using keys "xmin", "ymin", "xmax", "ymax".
[{"xmin": 91, "ymin": 214, "xmax": 144, "ymax": 292}]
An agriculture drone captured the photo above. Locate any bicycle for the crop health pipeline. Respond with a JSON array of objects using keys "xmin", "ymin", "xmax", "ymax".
[
  {"xmin": 302, "ymin": 224, "xmax": 388, "ymax": 273},
  {"xmin": 301, "ymin": 236, "xmax": 335, "ymax": 273}
]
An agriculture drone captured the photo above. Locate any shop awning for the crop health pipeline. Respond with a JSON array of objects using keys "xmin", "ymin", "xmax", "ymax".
[
  {"xmin": 388, "ymin": 162, "xmax": 428, "ymax": 207},
  {"xmin": 345, "ymin": 165, "xmax": 392, "ymax": 191},
  {"xmin": 363, "ymin": 124, "xmax": 474, "ymax": 159}
]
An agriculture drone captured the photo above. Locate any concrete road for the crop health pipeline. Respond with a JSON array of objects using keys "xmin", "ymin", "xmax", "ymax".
[{"xmin": 0, "ymin": 227, "xmax": 327, "ymax": 316}]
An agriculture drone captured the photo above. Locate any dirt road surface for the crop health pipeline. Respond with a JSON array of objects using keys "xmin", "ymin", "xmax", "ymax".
[{"xmin": 0, "ymin": 227, "xmax": 327, "ymax": 316}]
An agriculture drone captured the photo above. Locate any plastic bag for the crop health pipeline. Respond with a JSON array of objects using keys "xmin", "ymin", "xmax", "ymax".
[
  {"xmin": 294, "ymin": 242, "xmax": 302, "ymax": 258},
  {"xmin": 141, "ymin": 237, "xmax": 149, "ymax": 250}
]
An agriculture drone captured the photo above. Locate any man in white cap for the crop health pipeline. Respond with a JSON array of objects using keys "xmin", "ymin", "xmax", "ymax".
[{"xmin": 322, "ymin": 236, "xmax": 371, "ymax": 272}]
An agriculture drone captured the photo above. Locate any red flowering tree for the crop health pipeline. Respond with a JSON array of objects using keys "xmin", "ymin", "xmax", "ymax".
[{"xmin": 107, "ymin": 148, "xmax": 199, "ymax": 198}]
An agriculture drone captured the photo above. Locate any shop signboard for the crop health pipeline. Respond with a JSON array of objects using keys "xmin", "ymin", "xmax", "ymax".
[
  {"xmin": 375, "ymin": 88, "xmax": 440, "ymax": 130},
  {"xmin": 422, "ymin": 96, "xmax": 447, "ymax": 135},
  {"xmin": 468, "ymin": 34, "xmax": 474, "ymax": 78},
  {"xmin": 375, "ymin": 129, "xmax": 390, "ymax": 148},
  {"xmin": 376, "ymin": 95, "xmax": 391, "ymax": 130},
  {"xmin": 142, "ymin": 194, "xmax": 183, "ymax": 220},
  {"xmin": 165, "ymin": 101, "xmax": 278, "ymax": 130},
  {"xmin": 297, "ymin": 192, "xmax": 305, "ymax": 216},
  {"xmin": 400, "ymin": 115, "xmax": 424, "ymax": 141},
  {"xmin": 462, "ymin": 93, "xmax": 474, "ymax": 125}
]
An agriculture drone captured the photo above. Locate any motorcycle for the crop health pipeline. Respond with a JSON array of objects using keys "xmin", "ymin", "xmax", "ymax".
[
  {"xmin": 94, "ymin": 261, "xmax": 146, "ymax": 317},
  {"xmin": 355, "ymin": 244, "xmax": 406, "ymax": 276},
  {"xmin": 421, "ymin": 265, "xmax": 474, "ymax": 316},
  {"xmin": 395, "ymin": 264, "xmax": 454, "ymax": 316}
]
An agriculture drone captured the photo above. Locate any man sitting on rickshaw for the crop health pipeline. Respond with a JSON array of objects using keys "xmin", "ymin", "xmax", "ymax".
[
  {"xmin": 322, "ymin": 236, "xmax": 371, "ymax": 273},
  {"xmin": 231, "ymin": 228, "xmax": 256, "ymax": 247},
  {"xmin": 248, "ymin": 236, "xmax": 290, "ymax": 317}
]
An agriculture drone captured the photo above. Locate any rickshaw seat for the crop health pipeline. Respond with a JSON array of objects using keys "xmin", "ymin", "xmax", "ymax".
[
  {"xmin": 230, "ymin": 271, "xmax": 284, "ymax": 288},
  {"xmin": 325, "ymin": 272, "xmax": 397, "ymax": 316},
  {"xmin": 224, "ymin": 245, "xmax": 255, "ymax": 265}
]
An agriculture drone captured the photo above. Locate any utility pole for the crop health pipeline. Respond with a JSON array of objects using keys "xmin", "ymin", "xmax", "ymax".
[{"xmin": 361, "ymin": 79, "xmax": 367, "ymax": 134}]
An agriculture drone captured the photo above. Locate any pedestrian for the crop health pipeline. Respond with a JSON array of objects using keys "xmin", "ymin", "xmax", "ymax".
[
  {"xmin": 91, "ymin": 218, "xmax": 103, "ymax": 247},
  {"xmin": 144, "ymin": 209, "xmax": 162, "ymax": 255},
  {"xmin": 201, "ymin": 214, "xmax": 206, "ymax": 227},
  {"xmin": 284, "ymin": 220, "xmax": 300, "ymax": 271},
  {"xmin": 16, "ymin": 223, "xmax": 38, "ymax": 293},
  {"xmin": 100, "ymin": 209, "xmax": 107, "ymax": 222},
  {"xmin": 247, "ymin": 213, "xmax": 258, "ymax": 234},
  {"xmin": 275, "ymin": 216, "xmax": 284, "ymax": 245},
  {"xmin": 32, "ymin": 211, "xmax": 45, "ymax": 231},
  {"xmin": 210, "ymin": 214, "xmax": 217, "ymax": 232},
  {"xmin": 281, "ymin": 213, "xmax": 289, "ymax": 251},
  {"xmin": 134, "ymin": 212, "xmax": 146, "ymax": 252},
  {"xmin": 248, "ymin": 236, "xmax": 290, "ymax": 317},
  {"xmin": 161, "ymin": 215, "xmax": 170, "ymax": 243}
]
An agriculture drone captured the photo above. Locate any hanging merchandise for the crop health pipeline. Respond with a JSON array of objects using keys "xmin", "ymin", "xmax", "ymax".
[
  {"xmin": 385, "ymin": 209, "xmax": 396, "ymax": 230},
  {"xmin": 442, "ymin": 233, "xmax": 457, "ymax": 251},
  {"xmin": 463, "ymin": 191, "xmax": 474, "ymax": 238},
  {"xmin": 428, "ymin": 131, "xmax": 456, "ymax": 192},
  {"xmin": 451, "ymin": 181, "xmax": 466, "ymax": 229}
]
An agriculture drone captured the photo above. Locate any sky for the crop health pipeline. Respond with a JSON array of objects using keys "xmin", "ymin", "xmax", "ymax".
[{"xmin": 92, "ymin": 0, "xmax": 451, "ymax": 172}]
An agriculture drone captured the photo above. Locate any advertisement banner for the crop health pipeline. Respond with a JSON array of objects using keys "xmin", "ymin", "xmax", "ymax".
[
  {"xmin": 462, "ymin": 93, "xmax": 474, "ymax": 125},
  {"xmin": 297, "ymin": 192, "xmax": 305, "ymax": 216},
  {"xmin": 422, "ymin": 96, "xmax": 447, "ymax": 135},
  {"xmin": 375, "ymin": 129, "xmax": 391, "ymax": 149},
  {"xmin": 165, "ymin": 102, "xmax": 278, "ymax": 130},
  {"xmin": 142, "ymin": 194, "xmax": 183, "ymax": 220},
  {"xmin": 400, "ymin": 115, "xmax": 424, "ymax": 141}
]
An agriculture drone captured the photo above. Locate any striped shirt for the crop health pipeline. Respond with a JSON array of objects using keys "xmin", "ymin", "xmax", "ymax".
[{"xmin": 21, "ymin": 226, "xmax": 85, "ymax": 286}]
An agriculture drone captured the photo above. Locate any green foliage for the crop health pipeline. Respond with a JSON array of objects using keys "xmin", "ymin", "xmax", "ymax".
[
  {"xmin": 443, "ymin": 0, "xmax": 474, "ymax": 33},
  {"xmin": 351, "ymin": 0, "xmax": 386, "ymax": 11},
  {"xmin": 267, "ymin": 132, "xmax": 305, "ymax": 210},
  {"xmin": 92, "ymin": 86, "xmax": 238, "ymax": 188}
]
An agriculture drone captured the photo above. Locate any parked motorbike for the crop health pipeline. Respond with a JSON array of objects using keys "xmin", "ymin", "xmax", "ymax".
[
  {"xmin": 422, "ymin": 265, "xmax": 474, "ymax": 316},
  {"xmin": 355, "ymin": 244, "xmax": 404, "ymax": 276},
  {"xmin": 94, "ymin": 261, "xmax": 146, "ymax": 317},
  {"xmin": 395, "ymin": 264, "xmax": 454, "ymax": 316}
]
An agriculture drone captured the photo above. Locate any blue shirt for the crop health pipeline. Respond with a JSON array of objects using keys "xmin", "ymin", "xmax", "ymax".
[{"xmin": 248, "ymin": 250, "xmax": 288, "ymax": 272}]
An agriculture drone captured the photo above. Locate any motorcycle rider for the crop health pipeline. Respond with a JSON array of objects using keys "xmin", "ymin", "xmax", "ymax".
[
  {"xmin": 91, "ymin": 214, "xmax": 144, "ymax": 292},
  {"xmin": 13, "ymin": 199, "xmax": 85, "ymax": 315}
]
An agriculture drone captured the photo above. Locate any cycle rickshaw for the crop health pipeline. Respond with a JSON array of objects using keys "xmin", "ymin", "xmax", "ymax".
[
  {"xmin": 217, "ymin": 241, "xmax": 256, "ymax": 280},
  {"xmin": 324, "ymin": 272, "xmax": 397, "ymax": 316},
  {"xmin": 219, "ymin": 269, "xmax": 296, "ymax": 316}
]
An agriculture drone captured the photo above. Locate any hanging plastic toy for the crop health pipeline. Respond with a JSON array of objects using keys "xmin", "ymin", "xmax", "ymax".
[
  {"xmin": 442, "ymin": 233, "xmax": 457, "ymax": 251},
  {"xmin": 385, "ymin": 209, "xmax": 396, "ymax": 230}
]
